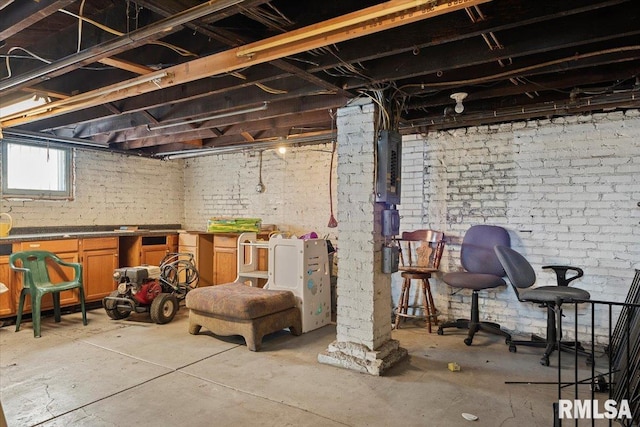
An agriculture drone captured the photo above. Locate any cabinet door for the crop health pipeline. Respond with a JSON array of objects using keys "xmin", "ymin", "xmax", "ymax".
[
  {"xmin": 213, "ymin": 246, "xmax": 237, "ymax": 285},
  {"xmin": 213, "ymin": 235, "xmax": 238, "ymax": 285},
  {"xmin": 0, "ymin": 254, "xmax": 15, "ymax": 317},
  {"xmin": 83, "ymin": 248, "xmax": 119, "ymax": 301},
  {"xmin": 141, "ymin": 245, "xmax": 170, "ymax": 266}
]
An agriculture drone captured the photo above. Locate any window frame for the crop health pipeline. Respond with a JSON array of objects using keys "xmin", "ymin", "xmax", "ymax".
[{"xmin": 1, "ymin": 139, "xmax": 74, "ymax": 200}]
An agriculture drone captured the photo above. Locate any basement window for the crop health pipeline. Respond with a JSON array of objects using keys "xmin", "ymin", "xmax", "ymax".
[{"xmin": 1, "ymin": 141, "xmax": 73, "ymax": 200}]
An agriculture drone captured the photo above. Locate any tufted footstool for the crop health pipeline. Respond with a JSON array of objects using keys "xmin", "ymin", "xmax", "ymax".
[{"xmin": 185, "ymin": 283, "xmax": 302, "ymax": 351}]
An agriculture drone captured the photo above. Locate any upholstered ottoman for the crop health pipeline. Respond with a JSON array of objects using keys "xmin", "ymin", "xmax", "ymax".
[{"xmin": 185, "ymin": 283, "xmax": 302, "ymax": 351}]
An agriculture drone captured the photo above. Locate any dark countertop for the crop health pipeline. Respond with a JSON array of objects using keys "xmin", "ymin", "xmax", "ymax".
[
  {"xmin": 0, "ymin": 228, "xmax": 266, "ymax": 245},
  {"xmin": 0, "ymin": 224, "xmax": 183, "ymax": 244}
]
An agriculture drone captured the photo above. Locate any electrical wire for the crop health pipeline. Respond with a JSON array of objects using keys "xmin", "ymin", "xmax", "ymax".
[
  {"xmin": 227, "ymin": 70, "xmax": 288, "ymax": 94},
  {"xmin": 76, "ymin": 0, "xmax": 86, "ymax": 53},
  {"xmin": 2, "ymin": 47, "xmax": 51, "ymax": 80},
  {"xmin": 396, "ymin": 46, "xmax": 640, "ymax": 90},
  {"xmin": 58, "ymin": 8, "xmax": 197, "ymax": 57}
]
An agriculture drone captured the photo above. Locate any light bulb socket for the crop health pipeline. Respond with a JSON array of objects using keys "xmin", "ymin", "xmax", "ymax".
[{"xmin": 450, "ymin": 92, "xmax": 468, "ymax": 114}]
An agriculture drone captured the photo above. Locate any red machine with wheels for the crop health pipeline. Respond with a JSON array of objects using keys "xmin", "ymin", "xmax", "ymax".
[{"xmin": 103, "ymin": 253, "xmax": 198, "ymax": 324}]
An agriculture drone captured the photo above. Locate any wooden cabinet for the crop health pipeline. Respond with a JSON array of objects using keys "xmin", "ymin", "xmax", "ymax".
[
  {"xmin": 178, "ymin": 233, "xmax": 198, "ymax": 263},
  {"xmin": 213, "ymin": 235, "xmax": 237, "ymax": 285},
  {"xmin": 80, "ymin": 237, "xmax": 119, "ymax": 301},
  {"xmin": 16, "ymin": 239, "xmax": 80, "ymax": 312},
  {"xmin": 0, "ymin": 244, "xmax": 15, "ymax": 317},
  {"xmin": 120, "ymin": 234, "xmax": 178, "ymax": 267},
  {"xmin": 187, "ymin": 233, "xmax": 270, "ymax": 288},
  {"xmin": 0, "ymin": 232, "xmax": 181, "ymax": 319}
]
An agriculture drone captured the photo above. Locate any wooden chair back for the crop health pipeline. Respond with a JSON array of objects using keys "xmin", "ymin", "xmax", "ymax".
[{"xmin": 397, "ymin": 229, "xmax": 445, "ymax": 273}]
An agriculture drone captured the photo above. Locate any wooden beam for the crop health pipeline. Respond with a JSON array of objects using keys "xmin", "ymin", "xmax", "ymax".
[
  {"xmin": 98, "ymin": 58, "xmax": 155, "ymax": 75},
  {"xmin": 21, "ymin": 88, "xmax": 70, "ymax": 99},
  {"xmin": 2, "ymin": 0, "xmax": 490, "ymax": 128},
  {"xmin": 0, "ymin": 0, "xmax": 75, "ymax": 41},
  {"xmin": 241, "ymin": 132, "xmax": 255, "ymax": 142}
]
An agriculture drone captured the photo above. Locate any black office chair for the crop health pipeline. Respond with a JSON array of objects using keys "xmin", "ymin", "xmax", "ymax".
[
  {"xmin": 494, "ymin": 245, "xmax": 592, "ymax": 366},
  {"xmin": 437, "ymin": 225, "xmax": 512, "ymax": 347}
]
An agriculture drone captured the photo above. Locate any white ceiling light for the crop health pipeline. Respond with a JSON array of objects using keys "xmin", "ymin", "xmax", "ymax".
[{"xmin": 450, "ymin": 92, "xmax": 468, "ymax": 114}]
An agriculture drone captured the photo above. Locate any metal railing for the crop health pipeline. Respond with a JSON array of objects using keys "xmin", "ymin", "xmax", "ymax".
[{"xmin": 555, "ymin": 269, "xmax": 640, "ymax": 427}]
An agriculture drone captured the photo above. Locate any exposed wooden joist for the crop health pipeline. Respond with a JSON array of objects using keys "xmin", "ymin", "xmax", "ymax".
[
  {"xmin": 0, "ymin": 0, "xmax": 246, "ymax": 95},
  {"xmin": 135, "ymin": 1, "xmax": 353, "ymax": 99},
  {"xmin": 339, "ymin": 8, "xmax": 640, "ymax": 90},
  {"xmin": 24, "ymin": 64, "xmax": 286, "ymax": 134},
  {"xmin": 92, "ymin": 94, "xmax": 347, "ymax": 144},
  {"xmin": 0, "ymin": 0, "xmax": 75, "ymax": 41},
  {"xmin": 305, "ymin": 0, "xmax": 631, "ymax": 72},
  {"xmin": 98, "ymin": 57, "xmax": 155, "ymax": 75},
  {"xmin": 2, "ymin": 0, "xmax": 490, "ymax": 128},
  {"xmin": 403, "ymin": 89, "xmax": 640, "ymax": 132}
]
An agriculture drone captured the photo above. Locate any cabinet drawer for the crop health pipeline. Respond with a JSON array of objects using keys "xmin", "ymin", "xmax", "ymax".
[
  {"xmin": 179, "ymin": 233, "xmax": 198, "ymax": 247},
  {"xmin": 81, "ymin": 237, "xmax": 118, "ymax": 251},
  {"xmin": 214, "ymin": 235, "xmax": 238, "ymax": 248},
  {"xmin": 20, "ymin": 239, "xmax": 78, "ymax": 253}
]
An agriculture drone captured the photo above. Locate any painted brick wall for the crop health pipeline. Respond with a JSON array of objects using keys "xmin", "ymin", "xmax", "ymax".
[
  {"xmin": 2, "ymin": 110, "xmax": 638, "ymax": 344},
  {"xmin": 0, "ymin": 150, "xmax": 184, "ymax": 228},
  {"xmin": 397, "ymin": 111, "xmax": 640, "ymax": 342},
  {"xmin": 182, "ymin": 145, "xmax": 338, "ymax": 242}
]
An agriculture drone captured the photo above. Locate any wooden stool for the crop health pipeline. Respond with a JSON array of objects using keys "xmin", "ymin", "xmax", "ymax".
[
  {"xmin": 394, "ymin": 271, "xmax": 438, "ymax": 332},
  {"xmin": 393, "ymin": 229, "xmax": 445, "ymax": 333}
]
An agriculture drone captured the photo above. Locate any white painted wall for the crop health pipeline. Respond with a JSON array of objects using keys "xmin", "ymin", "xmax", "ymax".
[
  {"xmin": 2, "ymin": 110, "xmax": 638, "ymax": 343},
  {"xmin": 397, "ymin": 110, "xmax": 640, "ymax": 342},
  {"xmin": 181, "ymin": 144, "xmax": 339, "ymax": 243},
  {"xmin": 0, "ymin": 149, "xmax": 185, "ymax": 228}
]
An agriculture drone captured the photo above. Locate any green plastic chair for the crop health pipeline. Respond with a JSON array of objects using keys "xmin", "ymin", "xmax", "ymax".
[{"xmin": 9, "ymin": 250, "xmax": 87, "ymax": 337}]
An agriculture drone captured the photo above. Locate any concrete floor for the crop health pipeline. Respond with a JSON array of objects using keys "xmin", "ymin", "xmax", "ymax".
[{"xmin": 0, "ymin": 307, "xmax": 600, "ymax": 427}]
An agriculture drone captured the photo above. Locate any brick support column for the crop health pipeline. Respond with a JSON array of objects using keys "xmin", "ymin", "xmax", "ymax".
[{"xmin": 318, "ymin": 99, "xmax": 407, "ymax": 375}]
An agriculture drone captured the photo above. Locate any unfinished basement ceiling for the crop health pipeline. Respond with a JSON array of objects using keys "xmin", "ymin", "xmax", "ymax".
[{"xmin": 0, "ymin": 0, "xmax": 639, "ymax": 157}]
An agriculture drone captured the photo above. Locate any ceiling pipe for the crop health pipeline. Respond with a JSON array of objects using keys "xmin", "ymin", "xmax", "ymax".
[
  {"xmin": 1, "ymin": 128, "xmax": 109, "ymax": 148},
  {"xmin": 0, "ymin": 0, "xmax": 246, "ymax": 95},
  {"xmin": 147, "ymin": 102, "xmax": 268, "ymax": 131},
  {"xmin": 157, "ymin": 130, "xmax": 336, "ymax": 160},
  {"xmin": 0, "ymin": 128, "xmax": 160, "ymax": 158}
]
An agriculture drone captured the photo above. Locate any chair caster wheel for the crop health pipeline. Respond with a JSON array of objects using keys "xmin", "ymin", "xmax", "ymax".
[
  {"xmin": 437, "ymin": 328, "xmax": 444, "ymax": 336},
  {"xmin": 509, "ymin": 344, "xmax": 517, "ymax": 353},
  {"xmin": 464, "ymin": 338, "xmax": 473, "ymax": 346},
  {"xmin": 540, "ymin": 356, "xmax": 550, "ymax": 366}
]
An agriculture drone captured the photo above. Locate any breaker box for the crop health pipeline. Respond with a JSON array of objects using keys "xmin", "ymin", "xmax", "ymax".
[
  {"xmin": 267, "ymin": 237, "xmax": 331, "ymax": 333},
  {"xmin": 375, "ymin": 129, "xmax": 402, "ymax": 204}
]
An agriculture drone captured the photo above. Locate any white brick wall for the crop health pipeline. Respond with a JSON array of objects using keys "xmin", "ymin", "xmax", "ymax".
[
  {"xmin": 0, "ymin": 149, "xmax": 184, "ymax": 227},
  {"xmin": 182, "ymin": 145, "xmax": 338, "ymax": 242},
  {"xmin": 397, "ymin": 110, "xmax": 640, "ymax": 342},
  {"xmin": 2, "ymin": 109, "xmax": 638, "ymax": 345}
]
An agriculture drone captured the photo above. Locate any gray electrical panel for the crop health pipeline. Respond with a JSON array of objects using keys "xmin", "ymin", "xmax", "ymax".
[
  {"xmin": 375, "ymin": 130, "xmax": 402, "ymax": 204},
  {"xmin": 381, "ymin": 208, "xmax": 400, "ymax": 236}
]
